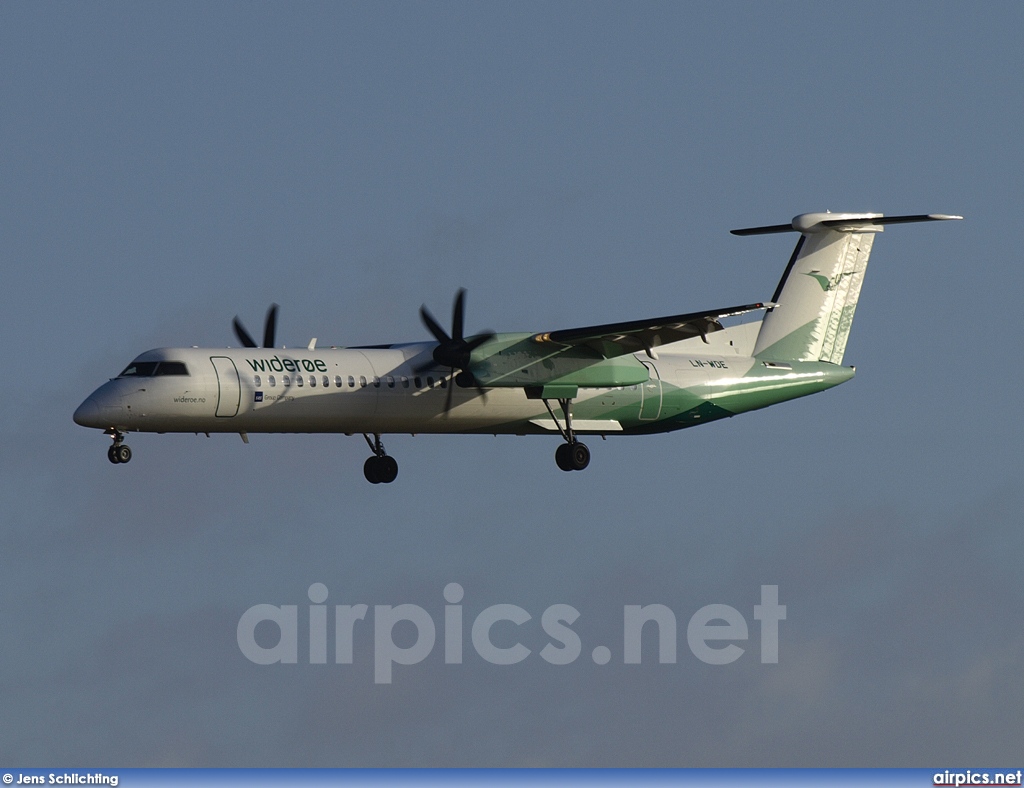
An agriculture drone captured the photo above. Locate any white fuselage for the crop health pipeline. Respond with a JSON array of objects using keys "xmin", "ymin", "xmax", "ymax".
[
  {"xmin": 74, "ymin": 319, "xmax": 852, "ymax": 442},
  {"xmin": 74, "ymin": 342, "xmax": 765, "ymax": 437}
]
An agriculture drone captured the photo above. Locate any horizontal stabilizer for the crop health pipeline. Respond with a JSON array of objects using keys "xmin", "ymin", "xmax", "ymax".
[
  {"xmin": 732, "ymin": 213, "xmax": 962, "ymax": 236},
  {"xmin": 822, "ymin": 213, "xmax": 962, "ymax": 228}
]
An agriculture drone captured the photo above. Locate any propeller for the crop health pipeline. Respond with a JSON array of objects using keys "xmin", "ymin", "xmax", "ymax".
[
  {"xmin": 417, "ymin": 288, "xmax": 494, "ymax": 412},
  {"xmin": 233, "ymin": 304, "xmax": 279, "ymax": 348}
]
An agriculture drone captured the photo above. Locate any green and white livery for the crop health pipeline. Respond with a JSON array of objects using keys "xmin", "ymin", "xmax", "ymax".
[{"xmin": 75, "ymin": 212, "xmax": 961, "ymax": 483}]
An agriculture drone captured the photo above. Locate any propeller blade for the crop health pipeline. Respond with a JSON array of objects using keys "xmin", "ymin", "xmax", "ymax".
[
  {"xmin": 263, "ymin": 303, "xmax": 278, "ymax": 348},
  {"xmin": 443, "ymin": 370, "xmax": 455, "ymax": 415},
  {"xmin": 419, "ymin": 289, "xmax": 493, "ymax": 405},
  {"xmin": 451, "ymin": 288, "xmax": 466, "ymax": 342},
  {"xmin": 419, "ymin": 305, "xmax": 451, "ymax": 344},
  {"xmin": 464, "ymin": 331, "xmax": 496, "ymax": 352},
  {"xmin": 233, "ymin": 317, "xmax": 258, "ymax": 348},
  {"xmin": 449, "ymin": 368, "xmax": 489, "ymax": 405}
]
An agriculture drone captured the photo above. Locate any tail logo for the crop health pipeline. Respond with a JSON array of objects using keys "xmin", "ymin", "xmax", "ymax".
[{"xmin": 803, "ymin": 270, "xmax": 853, "ymax": 292}]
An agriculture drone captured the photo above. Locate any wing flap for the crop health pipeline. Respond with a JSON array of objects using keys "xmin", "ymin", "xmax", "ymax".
[{"xmin": 529, "ymin": 418, "xmax": 624, "ymax": 433}]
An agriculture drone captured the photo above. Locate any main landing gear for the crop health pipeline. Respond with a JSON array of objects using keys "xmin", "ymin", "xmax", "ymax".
[
  {"xmin": 362, "ymin": 433, "xmax": 398, "ymax": 484},
  {"xmin": 543, "ymin": 397, "xmax": 590, "ymax": 472},
  {"xmin": 105, "ymin": 429, "xmax": 132, "ymax": 464},
  {"xmin": 555, "ymin": 441, "xmax": 590, "ymax": 472}
]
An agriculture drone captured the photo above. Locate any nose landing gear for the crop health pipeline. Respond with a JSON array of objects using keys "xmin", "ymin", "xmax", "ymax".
[
  {"xmin": 362, "ymin": 433, "xmax": 398, "ymax": 484},
  {"xmin": 105, "ymin": 430, "xmax": 132, "ymax": 464}
]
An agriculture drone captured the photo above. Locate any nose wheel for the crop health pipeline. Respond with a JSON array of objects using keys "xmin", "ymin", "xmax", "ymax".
[
  {"xmin": 105, "ymin": 430, "xmax": 132, "ymax": 464},
  {"xmin": 362, "ymin": 434, "xmax": 398, "ymax": 484}
]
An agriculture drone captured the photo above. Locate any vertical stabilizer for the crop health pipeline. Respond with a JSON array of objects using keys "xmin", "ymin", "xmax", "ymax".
[{"xmin": 732, "ymin": 213, "xmax": 961, "ymax": 364}]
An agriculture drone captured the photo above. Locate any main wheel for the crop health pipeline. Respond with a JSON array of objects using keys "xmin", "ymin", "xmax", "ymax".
[
  {"xmin": 363, "ymin": 456, "xmax": 382, "ymax": 484},
  {"xmin": 378, "ymin": 455, "xmax": 399, "ymax": 484},
  {"xmin": 114, "ymin": 444, "xmax": 132, "ymax": 464},
  {"xmin": 555, "ymin": 443, "xmax": 574, "ymax": 472},
  {"xmin": 569, "ymin": 442, "xmax": 590, "ymax": 471},
  {"xmin": 107, "ymin": 445, "xmax": 120, "ymax": 464}
]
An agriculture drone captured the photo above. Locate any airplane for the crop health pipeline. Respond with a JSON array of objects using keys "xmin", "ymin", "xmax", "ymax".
[{"xmin": 74, "ymin": 211, "xmax": 961, "ymax": 483}]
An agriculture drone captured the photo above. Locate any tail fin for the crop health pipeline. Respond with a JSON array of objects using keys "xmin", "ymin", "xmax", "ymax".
[{"xmin": 733, "ymin": 212, "xmax": 961, "ymax": 364}]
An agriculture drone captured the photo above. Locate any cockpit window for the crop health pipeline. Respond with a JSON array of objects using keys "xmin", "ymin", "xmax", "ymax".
[
  {"xmin": 118, "ymin": 362, "xmax": 159, "ymax": 377},
  {"xmin": 118, "ymin": 361, "xmax": 190, "ymax": 378},
  {"xmin": 155, "ymin": 361, "xmax": 189, "ymax": 376}
]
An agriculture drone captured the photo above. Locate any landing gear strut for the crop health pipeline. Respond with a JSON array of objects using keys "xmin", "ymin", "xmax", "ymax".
[
  {"xmin": 362, "ymin": 433, "xmax": 398, "ymax": 484},
  {"xmin": 105, "ymin": 429, "xmax": 132, "ymax": 464},
  {"xmin": 544, "ymin": 397, "xmax": 590, "ymax": 472}
]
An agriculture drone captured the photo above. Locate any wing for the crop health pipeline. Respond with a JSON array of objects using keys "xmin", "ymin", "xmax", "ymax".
[{"xmin": 530, "ymin": 302, "xmax": 770, "ymax": 359}]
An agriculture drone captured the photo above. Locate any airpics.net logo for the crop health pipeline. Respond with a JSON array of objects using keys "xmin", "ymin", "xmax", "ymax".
[{"xmin": 237, "ymin": 583, "xmax": 786, "ymax": 684}]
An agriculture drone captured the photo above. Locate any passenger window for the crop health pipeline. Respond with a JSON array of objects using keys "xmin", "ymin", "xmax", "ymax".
[
  {"xmin": 360, "ymin": 376, "xmax": 367, "ymax": 388},
  {"xmin": 309, "ymin": 375, "xmax": 316, "ymax": 387},
  {"xmin": 323, "ymin": 375, "xmax": 330, "ymax": 388},
  {"xmin": 401, "ymin": 376, "xmax": 409, "ymax": 388},
  {"xmin": 386, "ymin": 376, "xmax": 395, "ymax": 388},
  {"xmin": 414, "ymin": 377, "xmax": 422, "ymax": 388},
  {"xmin": 427, "ymin": 376, "xmax": 434, "ymax": 388},
  {"xmin": 254, "ymin": 375, "xmax": 262, "ymax": 387},
  {"xmin": 336, "ymin": 376, "xmax": 343, "ymax": 388},
  {"xmin": 439, "ymin": 377, "xmax": 447, "ymax": 388},
  {"xmin": 296, "ymin": 375, "xmax": 304, "ymax": 387},
  {"xmin": 373, "ymin": 376, "xmax": 380, "ymax": 387},
  {"xmin": 347, "ymin": 376, "xmax": 355, "ymax": 388},
  {"xmin": 283, "ymin": 375, "xmax": 291, "ymax": 386},
  {"xmin": 269, "ymin": 375, "xmax": 276, "ymax": 387}
]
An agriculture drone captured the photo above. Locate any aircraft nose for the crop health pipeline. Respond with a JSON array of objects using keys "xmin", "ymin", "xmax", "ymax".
[
  {"xmin": 74, "ymin": 389, "xmax": 125, "ymax": 429},
  {"xmin": 73, "ymin": 397, "xmax": 102, "ymax": 428}
]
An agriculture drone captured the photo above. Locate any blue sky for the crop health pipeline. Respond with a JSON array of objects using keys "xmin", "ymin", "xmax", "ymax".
[{"xmin": 2, "ymin": 1, "xmax": 1022, "ymax": 766}]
